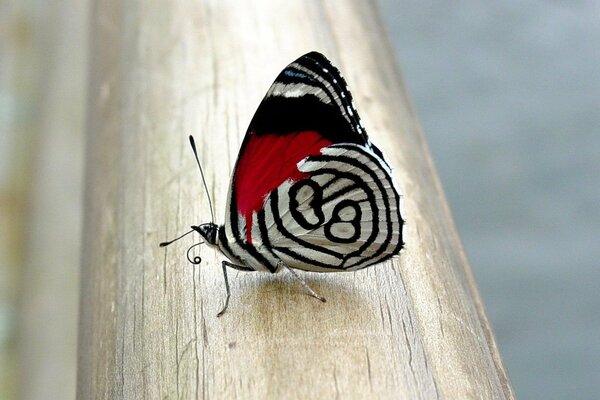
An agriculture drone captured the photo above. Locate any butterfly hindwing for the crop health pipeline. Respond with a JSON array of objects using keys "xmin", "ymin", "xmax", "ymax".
[{"xmin": 257, "ymin": 144, "xmax": 403, "ymax": 272}]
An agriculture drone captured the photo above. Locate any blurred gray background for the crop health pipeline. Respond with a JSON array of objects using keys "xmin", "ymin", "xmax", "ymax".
[
  {"xmin": 381, "ymin": 1, "xmax": 600, "ymax": 399},
  {"xmin": 1, "ymin": 1, "xmax": 598, "ymax": 399}
]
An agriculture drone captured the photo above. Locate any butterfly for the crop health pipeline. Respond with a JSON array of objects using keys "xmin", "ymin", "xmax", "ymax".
[{"xmin": 161, "ymin": 52, "xmax": 405, "ymax": 316}]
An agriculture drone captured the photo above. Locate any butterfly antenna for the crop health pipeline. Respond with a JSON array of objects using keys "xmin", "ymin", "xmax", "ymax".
[
  {"xmin": 159, "ymin": 228, "xmax": 195, "ymax": 247},
  {"xmin": 189, "ymin": 135, "xmax": 215, "ymax": 224}
]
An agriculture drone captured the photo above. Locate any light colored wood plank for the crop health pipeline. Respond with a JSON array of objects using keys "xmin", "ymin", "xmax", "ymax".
[{"xmin": 78, "ymin": 1, "xmax": 514, "ymax": 398}]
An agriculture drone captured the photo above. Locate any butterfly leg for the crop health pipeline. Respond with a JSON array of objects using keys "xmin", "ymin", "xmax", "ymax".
[
  {"xmin": 217, "ymin": 260, "xmax": 254, "ymax": 317},
  {"xmin": 217, "ymin": 261, "xmax": 232, "ymax": 317},
  {"xmin": 281, "ymin": 263, "xmax": 326, "ymax": 303}
]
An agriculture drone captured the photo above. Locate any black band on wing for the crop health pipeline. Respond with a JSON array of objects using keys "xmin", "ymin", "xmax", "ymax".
[
  {"xmin": 246, "ymin": 51, "xmax": 368, "ymax": 145},
  {"xmin": 248, "ymin": 96, "xmax": 361, "ymax": 144}
]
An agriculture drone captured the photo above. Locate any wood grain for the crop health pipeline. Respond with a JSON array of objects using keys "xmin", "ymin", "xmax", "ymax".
[{"xmin": 78, "ymin": 1, "xmax": 515, "ymax": 398}]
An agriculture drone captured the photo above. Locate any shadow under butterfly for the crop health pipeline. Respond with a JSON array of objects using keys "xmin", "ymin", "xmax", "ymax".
[{"xmin": 160, "ymin": 52, "xmax": 405, "ymax": 316}]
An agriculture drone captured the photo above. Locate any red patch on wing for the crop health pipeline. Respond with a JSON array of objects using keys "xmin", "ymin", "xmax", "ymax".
[{"xmin": 234, "ymin": 130, "xmax": 332, "ymax": 243}]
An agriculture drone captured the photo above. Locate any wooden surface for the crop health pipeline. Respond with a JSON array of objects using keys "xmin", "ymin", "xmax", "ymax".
[{"xmin": 78, "ymin": 1, "xmax": 514, "ymax": 398}]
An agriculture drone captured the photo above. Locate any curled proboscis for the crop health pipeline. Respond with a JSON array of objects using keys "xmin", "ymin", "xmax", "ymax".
[{"xmin": 186, "ymin": 241, "xmax": 204, "ymax": 265}]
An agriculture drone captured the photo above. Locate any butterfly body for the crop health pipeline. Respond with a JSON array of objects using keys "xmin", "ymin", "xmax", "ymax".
[{"xmin": 166, "ymin": 52, "xmax": 404, "ymax": 314}]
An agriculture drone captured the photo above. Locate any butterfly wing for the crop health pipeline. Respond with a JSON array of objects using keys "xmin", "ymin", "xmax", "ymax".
[
  {"xmin": 256, "ymin": 143, "xmax": 403, "ymax": 272},
  {"xmin": 220, "ymin": 52, "xmax": 403, "ymax": 272}
]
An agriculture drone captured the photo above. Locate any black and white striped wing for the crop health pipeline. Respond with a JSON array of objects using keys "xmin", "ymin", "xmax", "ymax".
[{"xmin": 255, "ymin": 143, "xmax": 404, "ymax": 272}]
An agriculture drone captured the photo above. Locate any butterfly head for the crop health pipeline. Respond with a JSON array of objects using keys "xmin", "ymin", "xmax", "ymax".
[
  {"xmin": 159, "ymin": 223, "xmax": 220, "ymax": 265},
  {"xmin": 192, "ymin": 223, "xmax": 219, "ymax": 247}
]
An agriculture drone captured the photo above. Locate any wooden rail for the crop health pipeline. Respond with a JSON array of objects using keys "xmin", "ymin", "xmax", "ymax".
[{"xmin": 78, "ymin": 1, "xmax": 514, "ymax": 398}]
